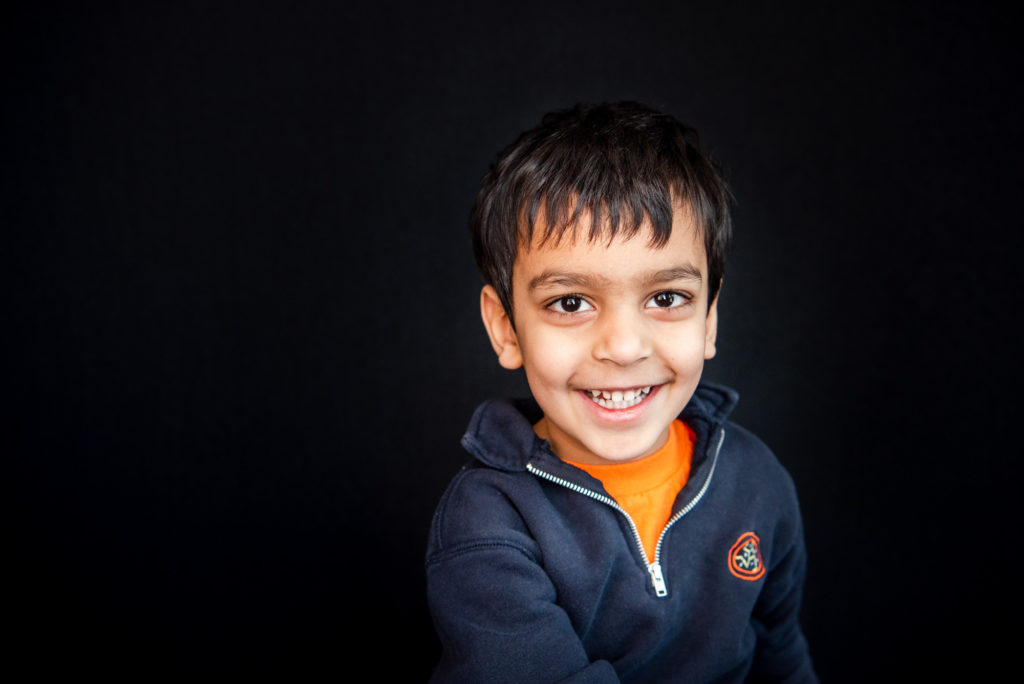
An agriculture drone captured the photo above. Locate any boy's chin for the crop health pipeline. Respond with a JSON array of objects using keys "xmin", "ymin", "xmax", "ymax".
[
  {"xmin": 537, "ymin": 416, "xmax": 671, "ymax": 465},
  {"xmin": 573, "ymin": 433, "xmax": 668, "ymax": 465}
]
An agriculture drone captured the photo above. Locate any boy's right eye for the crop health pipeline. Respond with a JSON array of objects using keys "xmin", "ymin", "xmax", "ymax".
[{"xmin": 548, "ymin": 295, "xmax": 594, "ymax": 314}]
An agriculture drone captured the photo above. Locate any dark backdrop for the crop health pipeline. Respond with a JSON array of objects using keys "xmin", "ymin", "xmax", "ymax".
[{"xmin": 5, "ymin": 1, "xmax": 1021, "ymax": 680}]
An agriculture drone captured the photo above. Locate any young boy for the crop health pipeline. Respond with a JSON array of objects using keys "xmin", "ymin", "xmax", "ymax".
[{"xmin": 426, "ymin": 102, "xmax": 817, "ymax": 683}]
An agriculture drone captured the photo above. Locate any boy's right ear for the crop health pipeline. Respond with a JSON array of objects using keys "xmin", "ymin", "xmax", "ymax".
[{"xmin": 480, "ymin": 285, "xmax": 523, "ymax": 370}]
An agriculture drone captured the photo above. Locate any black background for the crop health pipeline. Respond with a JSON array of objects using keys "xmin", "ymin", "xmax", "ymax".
[{"xmin": 5, "ymin": 1, "xmax": 1021, "ymax": 680}]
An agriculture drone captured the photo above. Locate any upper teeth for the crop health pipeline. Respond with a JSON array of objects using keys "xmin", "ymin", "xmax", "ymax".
[{"xmin": 587, "ymin": 386, "xmax": 652, "ymax": 409}]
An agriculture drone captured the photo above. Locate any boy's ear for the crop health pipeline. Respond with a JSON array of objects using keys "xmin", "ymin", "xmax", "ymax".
[
  {"xmin": 480, "ymin": 285, "xmax": 523, "ymax": 369},
  {"xmin": 704, "ymin": 285, "xmax": 720, "ymax": 360}
]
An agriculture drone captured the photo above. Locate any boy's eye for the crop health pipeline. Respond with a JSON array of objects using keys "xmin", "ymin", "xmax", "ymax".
[
  {"xmin": 549, "ymin": 295, "xmax": 594, "ymax": 314},
  {"xmin": 646, "ymin": 291, "xmax": 688, "ymax": 309}
]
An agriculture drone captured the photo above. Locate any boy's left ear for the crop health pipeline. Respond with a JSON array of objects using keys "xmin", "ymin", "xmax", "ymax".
[{"xmin": 704, "ymin": 288, "xmax": 720, "ymax": 360}]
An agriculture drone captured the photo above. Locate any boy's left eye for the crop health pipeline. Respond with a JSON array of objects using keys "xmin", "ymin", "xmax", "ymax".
[{"xmin": 645, "ymin": 291, "xmax": 688, "ymax": 309}]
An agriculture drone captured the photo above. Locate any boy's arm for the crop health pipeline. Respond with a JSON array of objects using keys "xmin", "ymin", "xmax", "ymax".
[
  {"xmin": 747, "ymin": 507, "xmax": 818, "ymax": 683},
  {"xmin": 426, "ymin": 540, "xmax": 619, "ymax": 683}
]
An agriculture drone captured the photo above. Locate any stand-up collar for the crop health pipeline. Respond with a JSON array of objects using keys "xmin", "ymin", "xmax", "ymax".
[{"xmin": 460, "ymin": 382, "xmax": 739, "ymax": 472}]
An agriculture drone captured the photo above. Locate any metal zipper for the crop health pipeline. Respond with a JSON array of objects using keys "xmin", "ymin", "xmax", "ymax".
[
  {"xmin": 649, "ymin": 427, "xmax": 725, "ymax": 594},
  {"xmin": 525, "ymin": 426, "xmax": 725, "ymax": 598}
]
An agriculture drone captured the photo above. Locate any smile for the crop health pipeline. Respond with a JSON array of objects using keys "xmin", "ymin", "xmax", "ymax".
[{"xmin": 584, "ymin": 386, "xmax": 653, "ymax": 410}]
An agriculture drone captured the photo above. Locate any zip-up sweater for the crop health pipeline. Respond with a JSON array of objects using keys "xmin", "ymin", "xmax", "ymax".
[{"xmin": 426, "ymin": 383, "xmax": 817, "ymax": 683}]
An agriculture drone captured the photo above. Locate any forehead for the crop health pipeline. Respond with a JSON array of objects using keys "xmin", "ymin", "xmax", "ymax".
[{"xmin": 513, "ymin": 204, "xmax": 707, "ymax": 286}]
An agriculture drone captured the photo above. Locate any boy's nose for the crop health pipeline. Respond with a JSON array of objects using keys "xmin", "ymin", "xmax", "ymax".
[{"xmin": 592, "ymin": 308, "xmax": 652, "ymax": 366}]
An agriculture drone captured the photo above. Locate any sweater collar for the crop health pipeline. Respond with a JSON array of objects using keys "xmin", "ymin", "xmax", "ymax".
[{"xmin": 460, "ymin": 382, "xmax": 739, "ymax": 473}]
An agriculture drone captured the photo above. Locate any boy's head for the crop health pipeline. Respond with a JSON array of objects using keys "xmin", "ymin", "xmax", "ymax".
[{"xmin": 471, "ymin": 102, "xmax": 733, "ymax": 466}]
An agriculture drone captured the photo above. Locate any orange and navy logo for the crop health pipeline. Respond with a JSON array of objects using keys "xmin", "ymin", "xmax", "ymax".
[{"xmin": 728, "ymin": 532, "xmax": 765, "ymax": 581}]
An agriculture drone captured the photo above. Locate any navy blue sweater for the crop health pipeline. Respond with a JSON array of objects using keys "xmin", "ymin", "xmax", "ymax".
[{"xmin": 426, "ymin": 383, "xmax": 817, "ymax": 682}]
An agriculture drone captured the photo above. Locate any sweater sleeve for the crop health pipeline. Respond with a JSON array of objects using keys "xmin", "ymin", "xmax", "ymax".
[{"xmin": 746, "ymin": 494, "xmax": 818, "ymax": 684}]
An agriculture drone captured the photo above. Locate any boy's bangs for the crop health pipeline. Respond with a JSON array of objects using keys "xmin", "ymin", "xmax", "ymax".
[{"xmin": 520, "ymin": 182, "xmax": 684, "ymax": 250}]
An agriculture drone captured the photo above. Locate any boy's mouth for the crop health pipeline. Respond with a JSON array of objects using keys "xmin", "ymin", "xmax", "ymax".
[{"xmin": 584, "ymin": 386, "xmax": 653, "ymax": 410}]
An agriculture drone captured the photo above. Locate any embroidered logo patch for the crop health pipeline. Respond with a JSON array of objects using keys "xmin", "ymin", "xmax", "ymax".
[{"xmin": 728, "ymin": 532, "xmax": 765, "ymax": 581}]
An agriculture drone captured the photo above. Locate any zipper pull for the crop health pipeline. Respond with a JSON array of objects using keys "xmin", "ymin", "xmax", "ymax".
[{"xmin": 649, "ymin": 562, "xmax": 668, "ymax": 597}]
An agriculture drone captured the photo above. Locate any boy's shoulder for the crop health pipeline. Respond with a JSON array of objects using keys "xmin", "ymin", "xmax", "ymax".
[
  {"xmin": 427, "ymin": 398, "xmax": 556, "ymax": 559},
  {"xmin": 680, "ymin": 382, "xmax": 796, "ymax": 486},
  {"xmin": 714, "ymin": 417, "xmax": 801, "ymax": 514}
]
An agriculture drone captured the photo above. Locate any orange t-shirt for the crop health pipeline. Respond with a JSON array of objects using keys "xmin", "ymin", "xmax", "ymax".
[{"xmin": 567, "ymin": 420, "xmax": 694, "ymax": 563}]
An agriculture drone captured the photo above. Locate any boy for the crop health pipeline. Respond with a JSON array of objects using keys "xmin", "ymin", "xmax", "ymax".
[{"xmin": 426, "ymin": 102, "xmax": 817, "ymax": 683}]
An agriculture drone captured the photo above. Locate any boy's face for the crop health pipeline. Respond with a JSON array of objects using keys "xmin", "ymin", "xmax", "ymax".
[{"xmin": 481, "ymin": 203, "xmax": 718, "ymax": 466}]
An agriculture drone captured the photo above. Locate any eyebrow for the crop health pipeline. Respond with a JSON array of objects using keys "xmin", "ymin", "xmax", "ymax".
[
  {"xmin": 643, "ymin": 266, "xmax": 704, "ymax": 286},
  {"xmin": 528, "ymin": 265, "xmax": 703, "ymax": 292}
]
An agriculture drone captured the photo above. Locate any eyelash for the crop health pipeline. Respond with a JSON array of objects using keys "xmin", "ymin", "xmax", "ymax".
[
  {"xmin": 544, "ymin": 291, "xmax": 692, "ymax": 315},
  {"xmin": 547, "ymin": 294, "xmax": 594, "ymax": 314},
  {"xmin": 645, "ymin": 291, "xmax": 691, "ymax": 309}
]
